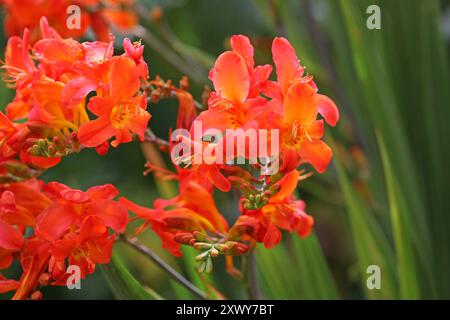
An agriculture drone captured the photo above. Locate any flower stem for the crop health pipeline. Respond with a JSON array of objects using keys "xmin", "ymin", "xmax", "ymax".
[
  {"xmin": 122, "ymin": 236, "xmax": 207, "ymax": 300},
  {"xmin": 143, "ymin": 128, "xmax": 169, "ymax": 151},
  {"xmin": 244, "ymin": 252, "xmax": 262, "ymax": 300}
]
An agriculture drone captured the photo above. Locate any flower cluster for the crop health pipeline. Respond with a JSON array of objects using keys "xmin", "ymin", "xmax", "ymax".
[
  {"xmin": 0, "ymin": 13, "xmax": 339, "ymax": 298},
  {"xmin": 123, "ymin": 35, "xmax": 339, "ymax": 272},
  {"xmin": 0, "ymin": 17, "xmax": 150, "ymax": 179},
  {"xmin": 1, "ymin": 0, "xmax": 137, "ymax": 43},
  {"xmin": 0, "ymin": 19, "xmax": 148, "ymax": 298},
  {"xmin": 0, "ymin": 178, "xmax": 128, "ymax": 299}
]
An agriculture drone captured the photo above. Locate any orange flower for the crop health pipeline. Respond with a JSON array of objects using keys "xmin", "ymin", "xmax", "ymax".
[
  {"xmin": 78, "ymin": 56, "xmax": 151, "ymax": 147},
  {"xmin": 269, "ymin": 37, "xmax": 339, "ymax": 126},
  {"xmin": 36, "ymin": 182, "xmax": 128, "ymax": 241},
  {"xmin": 278, "ymin": 81, "xmax": 333, "ymax": 173},
  {"xmin": 1, "ymin": 0, "xmax": 137, "ymax": 43},
  {"xmin": 239, "ymin": 170, "xmax": 314, "ymax": 248},
  {"xmin": 120, "ymin": 167, "xmax": 229, "ymax": 256},
  {"xmin": 196, "ymin": 35, "xmax": 271, "ymax": 134},
  {"xmin": 262, "ymin": 37, "xmax": 340, "ymax": 173},
  {"xmin": 0, "ymin": 198, "xmax": 25, "ymax": 269},
  {"xmin": 0, "ymin": 180, "xmax": 127, "ymax": 299},
  {"xmin": 48, "ymin": 216, "xmax": 115, "ymax": 284}
]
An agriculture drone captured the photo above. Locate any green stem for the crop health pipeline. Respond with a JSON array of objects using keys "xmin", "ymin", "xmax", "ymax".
[
  {"xmin": 122, "ymin": 236, "xmax": 207, "ymax": 300},
  {"xmin": 244, "ymin": 252, "xmax": 261, "ymax": 300}
]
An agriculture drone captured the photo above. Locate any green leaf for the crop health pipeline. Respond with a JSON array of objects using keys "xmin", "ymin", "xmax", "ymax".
[
  {"xmin": 291, "ymin": 233, "xmax": 339, "ymax": 299},
  {"xmin": 332, "ymin": 137, "xmax": 398, "ymax": 299},
  {"xmin": 377, "ymin": 132, "xmax": 420, "ymax": 299},
  {"xmin": 256, "ymin": 232, "xmax": 339, "ymax": 299},
  {"xmin": 101, "ymin": 254, "xmax": 162, "ymax": 300}
]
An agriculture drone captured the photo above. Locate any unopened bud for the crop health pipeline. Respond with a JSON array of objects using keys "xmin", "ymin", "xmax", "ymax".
[
  {"xmin": 38, "ymin": 273, "xmax": 51, "ymax": 286},
  {"xmin": 205, "ymin": 256, "xmax": 213, "ymax": 273},
  {"xmin": 30, "ymin": 291, "xmax": 43, "ymax": 300},
  {"xmin": 193, "ymin": 231, "xmax": 208, "ymax": 242},
  {"xmin": 197, "ymin": 260, "xmax": 206, "ymax": 273},
  {"xmin": 179, "ymin": 76, "xmax": 189, "ymax": 91},
  {"xmin": 193, "ymin": 242, "xmax": 212, "ymax": 250},
  {"xmin": 195, "ymin": 251, "xmax": 210, "ymax": 261},
  {"xmin": 210, "ymin": 247, "xmax": 219, "ymax": 258},
  {"xmin": 174, "ymin": 232, "xmax": 194, "ymax": 244}
]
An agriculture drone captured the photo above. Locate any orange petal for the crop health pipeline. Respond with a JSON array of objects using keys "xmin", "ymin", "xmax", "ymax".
[
  {"xmin": 280, "ymin": 147, "xmax": 301, "ymax": 173},
  {"xmin": 210, "ymin": 51, "xmax": 250, "ymax": 105},
  {"xmin": 206, "ymin": 165, "xmax": 231, "ymax": 192},
  {"xmin": 61, "ymin": 77, "xmax": 98, "ymax": 107},
  {"xmin": 88, "ymin": 234, "xmax": 115, "ymax": 264},
  {"xmin": 77, "ymin": 216, "xmax": 108, "ymax": 245},
  {"xmin": 119, "ymin": 197, "xmax": 155, "ymax": 221},
  {"xmin": 88, "ymin": 200, "xmax": 129, "ymax": 233},
  {"xmin": 19, "ymin": 151, "xmax": 61, "ymax": 169},
  {"xmin": 0, "ymin": 220, "xmax": 23, "ymax": 251},
  {"xmin": 78, "ymin": 116, "xmax": 115, "ymax": 147},
  {"xmin": 109, "ymin": 56, "xmax": 140, "ymax": 101},
  {"xmin": 122, "ymin": 102, "xmax": 151, "ymax": 140},
  {"xmin": 87, "ymin": 96, "xmax": 114, "ymax": 117},
  {"xmin": 306, "ymin": 120, "xmax": 324, "ymax": 140},
  {"xmin": 284, "ymin": 82, "xmax": 318, "ymax": 126},
  {"xmin": 35, "ymin": 203, "xmax": 77, "ymax": 241},
  {"xmin": 299, "ymin": 139, "xmax": 332, "ymax": 173},
  {"xmin": 230, "ymin": 34, "xmax": 254, "ymax": 70},
  {"xmin": 33, "ymin": 38, "xmax": 85, "ymax": 64},
  {"xmin": 175, "ymin": 90, "xmax": 197, "ymax": 130},
  {"xmin": 272, "ymin": 37, "xmax": 304, "ymax": 95},
  {"xmin": 297, "ymin": 214, "xmax": 314, "ymax": 238},
  {"xmin": 87, "ymin": 184, "xmax": 119, "ymax": 201},
  {"xmin": 181, "ymin": 183, "xmax": 229, "ymax": 233},
  {"xmin": 0, "ymin": 279, "xmax": 20, "ymax": 294},
  {"xmin": 263, "ymin": 223, "xmax": 282, "ymax": 248},
  {"xmin": 271, "ymin": 170, "xmax": 299, "ymax": 202},
  {"xmin": 5, "ymin": 35, "xmax": 34, "ymax": 74},
  {"xmin": 318, "ymin": 94, "xmax": 339, "ymax": 126}
]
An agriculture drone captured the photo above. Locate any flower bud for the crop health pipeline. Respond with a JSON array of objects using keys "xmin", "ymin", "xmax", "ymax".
[
  {"xmin": 193, "ymin": 242, "xmax": 212, "ymax": 250},
  {"xmin": 38, "ymin": 273, "xmax": 51, "ymax": 286},
  {"xmin": 30, "ymin": 291, "xmax": 43, "ymax": 300}
]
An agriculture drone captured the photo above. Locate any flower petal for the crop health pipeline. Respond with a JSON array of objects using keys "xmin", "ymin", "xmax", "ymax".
[
  {"xmin": 87, "ymin": 184, "xmax": 119, "ymax": 201},
  {"xmin": 0, "ymin": 220, "xmax": 23, "ymax": 251},
  {"xmin": 35, "ymin": 203, "xmax": 77, "ymax": 241},
  {"xmin": 78, "ymin": 116, "xmax": 115, "ymax": 147},
  {"xmin": 263, "ymin": 223, "xmax": 282, "ymax": 248},
  {"xmin": 230, "ymin": 34, "xmax": 254, "ymax": 70},
  {"xmin": 299, "ymin": 139, "xmax": 333, "ymax": 173},
  {"xmin": 272, "ymin": 37, "xmax": 304, "ymax": 95},
  {"xmin": 77, "ymin": 216, "xmax": 108, "ymax": 245},
  {"xmin": 88, "ymin": 200, "xmax": 129, "ymax": 233},
  {"xmin": 206, "ymin": 165, "xmax": 231, "ymax": 192},
  {"xmin": 271, "ymin": 170, "xmax": 299, "ymax": 202},
  {"xmin": 61, "ymin": 77, "xmax": 98, "ymax": 107},
  {"xmin": 210, "ymin": 51, "xmax": 250, "ymax": 105},
  {"xmin": 0, "ymin": 279, "xmax": 20, "ymax": 294},
  {"xmin": 318, "ymin": 94, "xmax": 339, "ymax": 127},
  {"xmin": 109, "ymin": 56, "xmax": 140, "ymax": 100},
  {"xmin": 284, "ymin": 82, "xmax": 318, "ymax": 126}
]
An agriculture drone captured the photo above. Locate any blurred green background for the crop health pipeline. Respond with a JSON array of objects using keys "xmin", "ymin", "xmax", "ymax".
[{"xmin": 1, "ymin": 0, "xmax": 450, "ymax": 299}]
